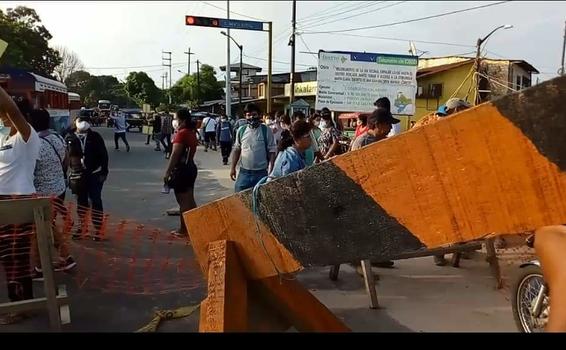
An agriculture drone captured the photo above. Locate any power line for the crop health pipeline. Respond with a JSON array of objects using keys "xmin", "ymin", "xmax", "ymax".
[
  {"xmin": 301, "ymin": 32, "xmax": 475, "ymax": 49},
  {"xmin": 300, "ymin": 1, "xmax": 406, "ymax": 30},
  {"xmin": 298, "ymin": 35, "xmax": 317, "ymax": 60},
  {"xmin": 303, "ymin": 1, "xmax": 512, "ymax": 34},
  {"xmin": 298, "ymin": 1, "xmax": 378, "ymax": 26},
  {"xmin": 85, "ymin": 62, "xmax": 186, "ymax": 70},
  {"xmin": 297, "ymin": 1, "xmax": 363, "ymax": 22},
  {"xmin": 200, "ymin": 1, "xmax": 265, "ymax": 22},
  {"xmin": 242, "ymin": 53, "xmax": 312, "ymax": 67}
]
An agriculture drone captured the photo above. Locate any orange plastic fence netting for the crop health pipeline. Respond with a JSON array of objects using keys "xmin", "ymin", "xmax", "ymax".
[{"xmin": 0, "ymin": 195, "xmax": 203, "ymax": 297}]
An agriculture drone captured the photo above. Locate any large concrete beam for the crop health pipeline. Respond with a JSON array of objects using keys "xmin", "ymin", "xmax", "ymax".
[{"xmin": 185, "ymin": 75, "xmax": 566, "ymax": 280}]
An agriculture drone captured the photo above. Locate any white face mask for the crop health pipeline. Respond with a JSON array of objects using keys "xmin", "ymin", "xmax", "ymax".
[
  {"xmin": 76, "ymin": 120, "xmax": 91, "ymax": 133},
  {"xmin": 319, "ymin": 121, "xmax": 328, "ymax": 129},
  {"xmin": 172, "ymin": 119, "xmax": 180, "ymax": 130}
]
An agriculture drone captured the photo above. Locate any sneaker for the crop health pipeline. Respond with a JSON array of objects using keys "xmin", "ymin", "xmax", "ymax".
[
  {"xmin": 126, "ymin": 145, "xmax": 131, "ymax": 152},
  {"xmin": 161, "ymin": 184, "xmax": 171, "ymax": 194},
  {"xmin": 55, "ymin": 257, "xmax": 77, "ymax": 272},
  {"xmin": 154, "ymin": 147, "xmax": 161, "ymax": 152}
]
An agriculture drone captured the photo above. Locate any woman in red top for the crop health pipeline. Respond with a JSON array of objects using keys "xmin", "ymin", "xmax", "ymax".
[
  {"xmin": 163, "ymin": 108, "xmax": 198, "ymax": 237},
  {"xmin": 354, "ymin": 113, "xmax": 369, "ymax": 139}
]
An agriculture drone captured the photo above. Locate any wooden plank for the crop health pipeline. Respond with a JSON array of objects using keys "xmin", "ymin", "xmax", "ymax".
[
  {"xmin": 184, "ymin": 75, "xmax": 566, "ymax": 280},
  {"xmin": 485, "ymin": 238, "xmax": 503, "ymax": 289},
  {"xmin": 250, "ymin": 275, "xmax": 350, "ymax": 332},
  {"xmin": 0, "ymin": 197, "xmax": 51, "ymax": 226},
  {"xmin": 199, "ymin": 240, "xmax": 247, "ymax": 332},
  {"xmin": 0, "ymin": 295, "xmax": 69, "ymax": 315},
  {"xmin": 360, "ymin": 260, "xmax": 379, "ymax": 309},
  {"xmin": 34, "ymin": 207, "xmax": 61, "ymax": 331}
]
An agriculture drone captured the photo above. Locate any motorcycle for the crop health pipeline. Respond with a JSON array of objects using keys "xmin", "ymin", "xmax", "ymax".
[{"xmin": 511, "ymin": 235, "xmax": 550, "ymax": 332}]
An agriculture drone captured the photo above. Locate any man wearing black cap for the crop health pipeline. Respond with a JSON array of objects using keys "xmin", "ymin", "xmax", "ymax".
[
  {"xmin": 67, "ymin": 111, "xmax": 109, "ymax": 241},
  {"xmin": 350, "ymin": 108, "xmax": 400, "ymax": 271},
  {"xmin": 350, "ymin": 108, "xmax": 400, "ymax": 151}
]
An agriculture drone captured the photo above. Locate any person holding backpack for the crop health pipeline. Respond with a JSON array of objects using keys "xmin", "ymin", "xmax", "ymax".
[
  {"xmin": 230, "ymin": 103, "xmax": 276, "ymax": 192},
  {"xmin": 216, "ymin": 113, "xmax": 233, "ymax": 165}
]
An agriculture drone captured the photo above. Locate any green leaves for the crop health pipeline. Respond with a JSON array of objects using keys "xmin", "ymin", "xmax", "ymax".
[{"xmin": 0, "ymin": 6, "xmax": 61, "ymax": 77}]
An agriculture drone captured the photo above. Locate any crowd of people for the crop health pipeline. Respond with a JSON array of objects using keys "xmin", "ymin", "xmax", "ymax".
[{"xmin": 1, "ymin": 83, "xmax": 566, "ymax": 331}]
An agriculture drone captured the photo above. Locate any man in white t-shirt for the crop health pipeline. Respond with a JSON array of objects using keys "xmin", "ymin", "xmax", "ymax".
[
  {"xmin": 0, "ymin": 87, "xmax": 40, "ymax": 324},
  {"xmin": 201, "ymin": 114, "xmax": 218, "ymax": 152}
]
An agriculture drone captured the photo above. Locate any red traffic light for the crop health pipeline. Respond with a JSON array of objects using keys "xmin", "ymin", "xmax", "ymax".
[{"xmin": 185, "ymin": 15, "xmax": 221, "ymax": 28}]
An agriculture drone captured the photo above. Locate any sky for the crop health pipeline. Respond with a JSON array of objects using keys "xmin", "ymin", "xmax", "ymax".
[{"xmin": 1, "ymin": 1, "xmax": 565, "ymax": 86}]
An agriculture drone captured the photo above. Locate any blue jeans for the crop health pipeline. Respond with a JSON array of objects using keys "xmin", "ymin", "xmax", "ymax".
[{"xmin": 235, "ymin": 168, "xmax": 268, "ymax": 193}]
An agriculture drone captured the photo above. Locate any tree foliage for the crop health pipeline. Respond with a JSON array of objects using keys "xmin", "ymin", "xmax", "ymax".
[
  {"xmin": 65, "ymin": 70, "xmax": 137, "ymax": 108},
  {"xmin": 170, "ymin": 64, "xmax": 224, "ymax": 106},
  {"xmin": 123, "ymin": 71, "xmax": 163, "ymax": 107},
  {"xmin": 0, "ymin": 6, "xmax": 62, "ymax": 77}
]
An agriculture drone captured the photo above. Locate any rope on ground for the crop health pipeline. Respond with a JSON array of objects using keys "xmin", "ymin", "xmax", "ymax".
[{"xmin": 135, "ymin": 304, "xmax": 201, "ymax": 332}]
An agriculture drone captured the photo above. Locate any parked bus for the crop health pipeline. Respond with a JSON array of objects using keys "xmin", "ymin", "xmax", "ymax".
[
  {"xmin": 68, "ymin": 92, "xmax": 81, "ymax": 121},
  {"xmin": 0, "ymin": 66, "xmax": 70, "ymax": 134}
]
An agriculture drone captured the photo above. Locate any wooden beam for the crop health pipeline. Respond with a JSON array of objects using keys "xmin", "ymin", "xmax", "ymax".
[
  {"xmin": 0, "ymin": 295, "xmax": 69, "ymax": 315},
  {"xmin": 199, "ymin": 240, "xmax": 247, "ymax": 332},
  {"xmin": 250, "ymin": 275, "xmax": 350, "ymax": 332},
  {"xmin": 184, "ymin": 75, "xmax": 566, "ymax": 279}
]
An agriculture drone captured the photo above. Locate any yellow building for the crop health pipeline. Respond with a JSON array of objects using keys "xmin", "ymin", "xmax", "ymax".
[{"xmin": 414, "ymin": 56, "xmax": 539, "ymax": 122}]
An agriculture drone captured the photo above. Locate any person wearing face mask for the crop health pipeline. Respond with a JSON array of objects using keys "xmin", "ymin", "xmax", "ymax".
[
  {"xmin": 216, "ymin": 113, "xmax": 233, "ymax": 165},
  {"xmin": 67, "ymin": 111, "xmax": 109, "ymax": 241},
  {"xmin": 318, "ymin": 107, "xmax": 343, "ymax": 160},
  {"xmin": 163, "ymin": 109, "xmax": 198, "ymax": 237},
  {"xmin": 109, "ymin": 110, "xmax": 130, "ymax": 152},
  {"xmin": 230, "ymin": 103, "xmax": 277, "ymax": 192},
  {"xmin": 0, "ymin": 88, "xmax": 41, "ymax": 324},
  {"xmin": 267, "ymin": 111, "xmax": 284, "ymax": 145}
]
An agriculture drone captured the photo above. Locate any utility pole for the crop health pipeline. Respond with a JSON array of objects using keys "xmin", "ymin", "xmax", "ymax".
[
  {"xmin": 226, "ymin": 0, "xmax": 232, "ymax": 118},
  {"xmin": 289, "ymin": 0, "xmax": 297, "ymax": 106},
  {"xmin": 196, "ymin": 59, "xmax": 201, "ymax": 107},
  {"xmin": 162, "ymin": 50, "xmax": 172, "ymax": 104},
  {"xmin": 267, "ymin": 21, "xmax": 273, "ymax": 115},
  {"xmin": 161, "ymin": 73, "xmax": 166, "ymax": 90},
  {"xmin": 560, "ymin": 20, "xmax": 566, "ymax": 76},
  {"xmin": 184, "ymin": 47, "xmax": 195, "ymax": 75}
]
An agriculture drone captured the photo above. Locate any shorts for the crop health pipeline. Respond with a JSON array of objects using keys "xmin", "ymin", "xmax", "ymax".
[
  {"xmin": 204, "ymin": 132, "xmax": 216, "ymax": 143},
  {"xmin": 172, "ymin": 161, "xmax": 198, "ymax": 193}
]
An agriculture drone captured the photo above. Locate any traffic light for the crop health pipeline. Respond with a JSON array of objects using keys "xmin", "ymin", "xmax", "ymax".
[{"xmin": 185, "ymin": 16, "xmax": 220, "ymax": 28}]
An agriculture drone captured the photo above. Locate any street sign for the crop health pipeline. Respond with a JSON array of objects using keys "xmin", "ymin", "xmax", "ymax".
[{"xmin": 185, "ymin": 16, "xmax": 264, "ymax": 31}]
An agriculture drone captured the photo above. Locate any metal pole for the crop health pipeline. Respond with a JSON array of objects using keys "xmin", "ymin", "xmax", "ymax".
[
  {"xmin": 226, "ymin": 0, "xmax": 232, "ymax": 118},
  {"xmin": 239, "ymin": 45, "xmax": 243, "ymax": 117},
  {"xmin": 267, "ymin": 21, "xmax": 273, "ymax": 115},
  {"xmin": 474, "ymin": 38, "xmax": 482, "ymax": 105},
  {"xmin": 290, "ymin": 0, "xmax": 297, "ymax": 105},
  {"xmin": 197, "ymin": 59, "xmax": 201, "ymax": 106},
  {"xmin": 184, "ymin": 47, "xmax": 195, "ymax": 75},
  {"xmin": 560, "ymin": 20, "xmax": 566, "ymax": 76}
]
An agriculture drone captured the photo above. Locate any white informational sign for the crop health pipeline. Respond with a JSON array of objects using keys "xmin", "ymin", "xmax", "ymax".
[{"xmin": 316, "ymin": 51, "xmax": 418, "ymax": 115}]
